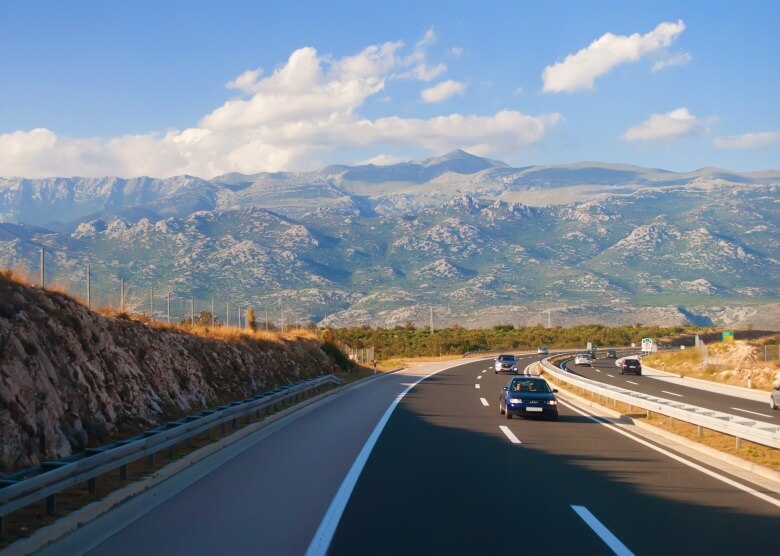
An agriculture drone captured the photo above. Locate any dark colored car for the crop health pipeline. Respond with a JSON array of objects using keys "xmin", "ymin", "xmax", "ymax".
[
  {"xmin": 494, "ymin": 354, "xmax": 518, "ymax": 374},
  {"xmin": 606, "ymin": 349, "xmax": 617, "ymax": 359},
  {"xmin": 619, "ymin": 358, "xmax": 642, "ymax": 375},
  {"xmin": 499, "ymin": 376, "xmax": 558, "ymax": 420}
]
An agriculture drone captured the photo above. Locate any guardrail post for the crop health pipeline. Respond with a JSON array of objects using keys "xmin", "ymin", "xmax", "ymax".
[
  {"xmin": 147, "ymin": 453, "xmax": 156, "ymax": 466},
  {"xmin": 669, "ymin": 416, "xmax": 674, "ymax": 428},
  {"xmin": 88, "ymin": 477, "xmax": 97, "ymax": 494},
  {"xmin": 736, "ymin": 437, "xmax": 742, "ymax": 449},
  {"xmin": 46, "ymin": 494, "xmax": 56, "ymax": 515},
  {"xmin": 232, "ymin": 417, "xmax": 238, "ymax": 430},
  {"xmin": 220, "ymin": 423, "xmax": 226, "ymax": 436},
  {"xmin": 168, "ymin": 447, "xmax": 175, "ymax": 459},
  {"xmin": 697, "ymin": 425, "xmax": 703, "ymax": 438},
  {"xmin": 120, "ymin": 464, "xmax": 128, "ymax": 480}
]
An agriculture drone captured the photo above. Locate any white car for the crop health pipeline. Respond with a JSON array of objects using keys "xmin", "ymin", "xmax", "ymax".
[
  {"xmin": 537, "ymin": 347, "xmax": 549, "ymax": 355},
  {"xmin": 574, "ymin": 353, "xmax": 592, "ymax": 366},
  {"xmin": 771, "ymin": 386, "xmax": 780, "ymax": 410}
]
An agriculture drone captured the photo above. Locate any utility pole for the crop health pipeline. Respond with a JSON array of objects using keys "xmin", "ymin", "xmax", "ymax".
[
  {"xmin": 167, "ymin": 291, "xmax": 171, "ymax": 325},
  {"xmin": 86, "ymin": 264, "xmax": 91, "ymax": 310},
  {"xmin": 265, "ymin": 309, "xmax": 268, "ymax": 331},
  {"xmin": 226, "ymin": 302, "xmax": 230, "ymax": 328},
  {"xmin": 191, "ymin": 298, "xmax": 195, "ymax": 326},
  {"xmin": 120, "ymin": 279, "xmax": 124, "ymax": 312},
  {"xmin": 430, "ymin": 306, "xmax": 434, "ymax": 333},
  {"xmin": 281, "ymin": 307, "xmax": 285, "ymax": 334},
  {"xmin": 150, "ymin": 287, "xmax": 154, "ymax": 321},
  {"xmin": 39, "ymin": 247, "xmax": 44, "ymax": 288},
  {"xmin": 211, "ymin": 297, "xmax": 215, "ymax": 326}
]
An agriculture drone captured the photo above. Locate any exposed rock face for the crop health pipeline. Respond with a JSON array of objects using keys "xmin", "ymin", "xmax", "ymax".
[{"xmin": 0, "ymin": 275, "xmax": 341, "ymax": 473}]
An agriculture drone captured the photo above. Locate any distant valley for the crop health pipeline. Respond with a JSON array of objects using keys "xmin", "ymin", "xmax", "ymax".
[{"xmin": 1, "ymin": 150, "xmax": 778, "ymax": 328}]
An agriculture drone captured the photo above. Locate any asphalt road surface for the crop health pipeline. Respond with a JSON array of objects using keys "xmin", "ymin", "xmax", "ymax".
[
  {"xmin": 563, "ymin": 352, "xmax": 777, "ymax": 421},
  {"xmin": 37, "ymin": 357, "xmax": 779, "ymax": 555}
]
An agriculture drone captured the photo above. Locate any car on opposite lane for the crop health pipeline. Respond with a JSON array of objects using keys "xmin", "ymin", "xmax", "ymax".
[
  {"xmin": 619, "ymin": 358, "xmax": 642, "ymax": 375},
  {"xmin": 499, "ymin": 376, "xmax": 559, "ymax": 420},
  {"xmin": 574, "ymin": 353, "xmax": 592, "ymax": 366},
  {"xmin": 606, "ymin": 349, "xmax": 617, "ymax": 359},
  {"xmin": 494, "ymin": 354, "xmax": 519, "ymax": 374},
  {"xmin": 770, "ymin": 385, "xmax": 780, "ymax": 410},
  {"xmin": 537, "ymin": 347, "xmax": 549, "ymax": 355}
]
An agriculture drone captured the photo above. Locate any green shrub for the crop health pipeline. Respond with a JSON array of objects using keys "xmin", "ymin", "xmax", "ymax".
[{"xmin": 321, "ymin": 342, "xmax": 353, "ymax": 371}]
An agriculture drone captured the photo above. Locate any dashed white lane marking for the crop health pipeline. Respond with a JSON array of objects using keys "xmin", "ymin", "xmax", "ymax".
[
  {"xmin": 480, "ymin": 398, "xmax": 489, "ymax": 407},
  {"xmin": 499, "ymin": 425, "xmax": 522, "ymax": 444},
  {"xmin": 626, "ymin": 381, "xmax": 638, "ymax": 385},
  {"xmin": 558, "ymin": 399, "xmax": 780, "ymax": 509},
  {"xmin": 594, "ymin": 369, "xmax": 602, "ymax": 373},
  {"xmin": 732, "ymin": 407, "xmax": 772, "ymax": 418},
  {"xmin": 571, "ymin": 505, "xmax": 634, "ymax": 556},
  {"xmin": 482, "ymin": 370, "xmax": 488, "ymax": 373},
  {"xmin": 475, "ymin": 384, "xmax": 481, "ymax": 389},
  {"xmin": 477, "ymin": 375, "xmax": 483, "ymax": 380},
  {"xmin": 661, "ymin": 390, "xmax": 683, "ymax": 398},
  {"xmin": 606, "ymin": 374, "xmax": 615, "ymax": 378}
]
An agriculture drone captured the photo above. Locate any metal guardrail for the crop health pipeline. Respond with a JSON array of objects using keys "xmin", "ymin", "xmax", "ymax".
[
  {"xmin": 540, "ymin": 356, "xmax": 780, "ymax": 449},
  {"xmin": 0, "ymin": 374, "xmax": 342, "ymax": 525}
]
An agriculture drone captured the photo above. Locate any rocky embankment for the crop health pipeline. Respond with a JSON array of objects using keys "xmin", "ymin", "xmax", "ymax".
[{"xmin": 0, "ymin": 274, "xmax": 345, "ymax": 473}]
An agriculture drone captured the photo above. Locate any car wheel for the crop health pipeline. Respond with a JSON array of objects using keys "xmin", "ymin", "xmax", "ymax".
[
  {"xmin": 771, "ymin": 397, "xmax": 777, "ymax": 410},
  {"xmin": 506, "ymin": 408, "xmax": 512, "ymax": 420},
  {"xmin": 549, "ymin": 414, "xmax": 558, "ymax": 422},
  {"xmin": 500, "ymin": 401, "xmax": 505, "ymax": 415},
  {"xmin": 619, "ymin": 369, "xmax": 623, "ymax": 375}
]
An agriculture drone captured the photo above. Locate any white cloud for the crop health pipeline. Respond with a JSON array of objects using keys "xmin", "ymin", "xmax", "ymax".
[
  {"xmin": 514, "ymin": 87, "xmax": 524, "ymax": 96},
  {"xmin": 357, "ymin": 154, "xmax": 406, "ymax": 166},
  {"xmin": 542, "ymin": 20, "xmax": 686, "ymax": 93},
  {"xmin": 713, "ymin": 131, "xmax": 780, "ymax": 149},
  {"xmin": 450, "ymin": 47, "xmax": 464, "ymax": 58},
  {"xmin": 0, "ymin": 37, "xmax": 560, "ymax": 178},
  {"xmin": 421, "ymin": 80, "xmax": 467, "ymax": 103},
  {"xmin": 652, "ymin": 51, "xmax": 692, "ymax": 72},
  {"xmin": 622, "ymin": 107, "xmax": 714, "ymax": 141}
]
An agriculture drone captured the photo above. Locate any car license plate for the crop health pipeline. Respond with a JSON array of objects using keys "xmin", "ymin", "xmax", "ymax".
[{"xmin": 526, "ymin": 407, "xmax": 543, "ymax": 412}]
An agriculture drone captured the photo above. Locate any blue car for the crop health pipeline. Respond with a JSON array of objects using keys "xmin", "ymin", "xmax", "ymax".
[{"xmin": 499, "ymin": 376, "xmax": 559, "ymax": 420}]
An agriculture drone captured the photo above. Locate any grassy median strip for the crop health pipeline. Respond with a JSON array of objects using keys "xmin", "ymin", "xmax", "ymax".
[{"xmin": 542, "ymin": 373, "xmax": 780, "ymax": 473}]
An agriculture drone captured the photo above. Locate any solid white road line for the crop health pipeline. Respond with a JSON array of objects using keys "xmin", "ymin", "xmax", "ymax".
[
  {"xmin": 732, "ymin": 407, "xmax": 773, "ymax": 418},
  {"xmin": 305, "ymin": 362, "xmax": 465, "ymax": 556},
  {"xmin": 558, "ymin": 399, "xmax": 780, "ymax": 509},
  {"xmin": 626, "ymin": 381, "xmax": 638, "ymax": 385},
  {"xmin": 480, "ymin": 398, "xmax": 489, "ymax": 407},
  {"xmin": 499, "ymin": 425, "xmax": 522, "ymax": 444},
  {"xmin": 570, "ymin": 505, "xmax": 634, "ymax": 556},
  {"xmin": 661, "ymin": 390, "xmax": 683, "ymax": 398},
  {"xmin": 475, "ymin": 384, "xmax": 481, "ymax": 389}
]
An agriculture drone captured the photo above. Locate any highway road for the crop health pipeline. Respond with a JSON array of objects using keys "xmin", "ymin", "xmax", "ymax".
[
  {"xmin": 561, "ymin": 352, "xmax": 778, "ymax": 422},
  {"xmin": 36, "ymin": 356, "xmax": 779, "ymax": 556}
]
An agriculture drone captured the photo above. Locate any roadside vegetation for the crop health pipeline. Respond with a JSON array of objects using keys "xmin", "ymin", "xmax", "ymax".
[{"xmin": 328, "ymin": 323, "xmax": 694, "ymax": 359}]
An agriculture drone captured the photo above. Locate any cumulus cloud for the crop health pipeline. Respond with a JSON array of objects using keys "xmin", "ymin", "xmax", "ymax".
[
  {"xmin": 652, "ymin": 51, "xmax": 692, "ymax": 72},
  {"xmin": 542, "ymin": 20, "xmax": 686, "ymax": 93},
  {"xmin": 622, "ymin": 107, "xmax": 714, "ymax": 141},
  {"xmin": 713, "ymin": 131, "xmax": 780, "ymax": 149},
  {"xmin": 421, "ymin": 80, "xmax": 467, "ymax": 103},
  {"xmin": 0, "ymin": 35, "xmax": 560, "ymax": 178}
]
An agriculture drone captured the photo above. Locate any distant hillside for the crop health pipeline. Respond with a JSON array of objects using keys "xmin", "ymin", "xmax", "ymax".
[
  {"xmin": 0, "ymin": 273, "xmax": 346, "ymax": 472},
  {"xmin": 0, "ymin": 151, "xmax": 779, "ymax": 328}
]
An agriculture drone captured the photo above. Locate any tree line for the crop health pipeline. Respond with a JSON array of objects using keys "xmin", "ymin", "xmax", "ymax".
[{"xmin": 327, "ymin": 323, "xmax": 692, "ymax": 359}]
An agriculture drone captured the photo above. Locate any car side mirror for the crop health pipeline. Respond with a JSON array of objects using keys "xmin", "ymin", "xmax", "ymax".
[
  {"xmin": 553, "ymin": 389, "xmax": 558, "ymax": 393},
  {"xmin": 502, "ymin": 386, "xmax": 508, "ymax": 391}
]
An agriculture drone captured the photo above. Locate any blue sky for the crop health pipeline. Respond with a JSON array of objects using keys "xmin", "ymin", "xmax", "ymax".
[{"xmin": 1, "ymin": 0, "xmax": 778, "ymax": 177}]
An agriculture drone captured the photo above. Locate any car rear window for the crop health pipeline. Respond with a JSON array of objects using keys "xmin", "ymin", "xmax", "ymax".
[
  {"xmin": 624, "ymin": 359, "xmax": 640, "ymax": 365},
  {"xmin": 498, "ymin": 355, "xmax": 516, "ymax": 361}
]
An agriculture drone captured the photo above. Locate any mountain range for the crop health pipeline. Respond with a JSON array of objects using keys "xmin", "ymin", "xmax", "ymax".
[{"xmin": 1, "ymin": 150, "xmax": 778, "ymax": 328}]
